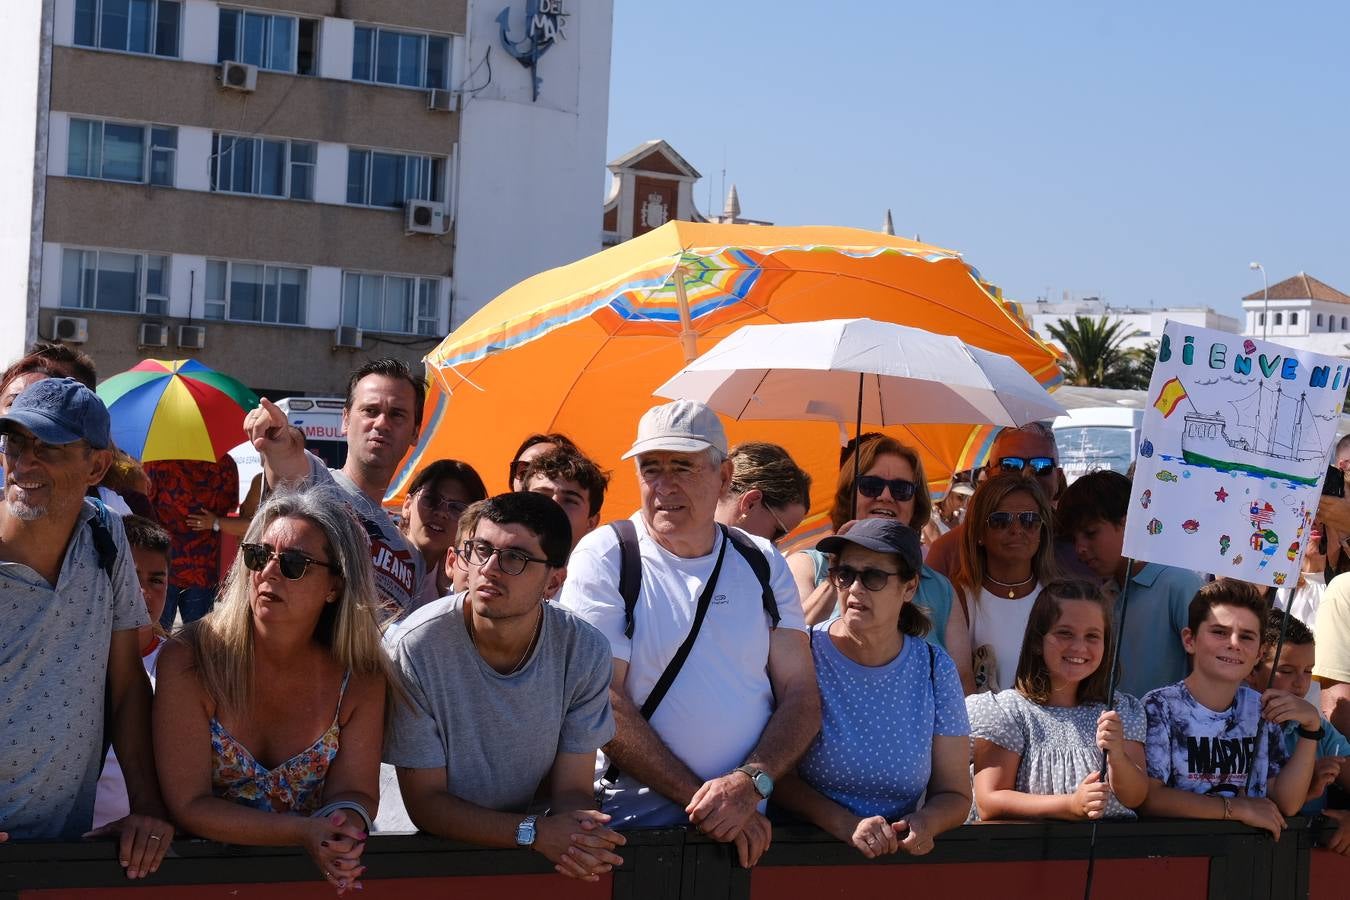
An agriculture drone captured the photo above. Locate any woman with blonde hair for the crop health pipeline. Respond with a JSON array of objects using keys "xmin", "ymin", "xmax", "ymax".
[
  {"xmin": 154, "ymin": 484, "xmax": 394, "ymax": 895},
  {"xmin": 788, "ymin": 434, "xmax": 973, "ymax": 691},
  {"xmin": 952, "ymin": 473, "xmax": 1058, "ymax": 694}
]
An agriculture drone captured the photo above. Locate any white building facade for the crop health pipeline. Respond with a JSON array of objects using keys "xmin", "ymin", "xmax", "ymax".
[
  {"xmin": 1026, "ymin": 297, "xmax": 1240, "ymax": 353},
  {"xmin": 1240, "ymin": 272, "xmax": 1350, "ymax": 358}
]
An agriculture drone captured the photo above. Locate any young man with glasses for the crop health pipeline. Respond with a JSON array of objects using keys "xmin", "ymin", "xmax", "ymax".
[
  {"xmin": 926, "ymin": 423, "xmax": 1091, "ymax": 580},
  {"xmin": 0, "ymin": 379, "xmax": 173, "ymax": 876},
  {"xmin": 559, "ymin": 400, "xmax": 821, "ymax": 869},
  {"xmin": 383, "ymin": 492, "xmax": 623, "ymax": 881},
  {"xmin": 247, "ymin": 358, "xmax": 426, "ymax": 620}
]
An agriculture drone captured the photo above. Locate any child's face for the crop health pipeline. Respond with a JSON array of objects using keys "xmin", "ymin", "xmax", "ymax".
[
  {"xmin": 1072, "ymin": 518, "xmax": 1126, "ymax": 580},
  {"xmin": 1248, "ymin": 641, "xmax": 1316, "ymax": 698},
  {"xmin": 1182, "ymin": 603, "xmax": 1262, "ymax": 684},
  {"xmin": 1041, "ymin": 599, "xmax": 1106, "ymax": 690},
  {"xmin": 131, "ymin": 546, "xmax": 169, "ymax": 626}
]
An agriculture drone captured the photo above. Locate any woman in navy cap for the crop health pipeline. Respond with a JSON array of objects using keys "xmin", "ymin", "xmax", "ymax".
[{"xmin": 773, "ymin": 518, "xmax": 971, "ymax": 858}]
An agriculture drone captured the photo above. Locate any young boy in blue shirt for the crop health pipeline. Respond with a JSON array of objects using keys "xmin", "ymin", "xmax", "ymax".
[
  {"xmin": 1140, "ymin": 580, "xmax": 1320, "ymax": 839},
  {"xmin": 1056, "ymin": 470, "xmax": 1205, "ymax": 697}
]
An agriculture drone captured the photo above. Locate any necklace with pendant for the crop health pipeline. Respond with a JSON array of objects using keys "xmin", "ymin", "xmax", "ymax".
[{"xmin": 984, "ymin": 573, "xmax": 1035, "ymax": 599}]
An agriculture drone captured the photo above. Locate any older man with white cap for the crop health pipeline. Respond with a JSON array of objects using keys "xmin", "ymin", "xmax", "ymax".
[{"xmin": 559, "ymin": 400, "xmax": 820, "ymax": 867}]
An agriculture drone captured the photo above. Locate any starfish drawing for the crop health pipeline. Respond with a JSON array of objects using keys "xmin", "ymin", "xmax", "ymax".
[{"xmin": 1214, "ymin": 486, "xmax": 1228, "ymax": 502}]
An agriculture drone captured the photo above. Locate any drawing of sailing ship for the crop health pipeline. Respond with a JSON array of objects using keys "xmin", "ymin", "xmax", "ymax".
[{"xmin": 1180, "ymin": 381, "xmax": 1328, "ymax": 485}]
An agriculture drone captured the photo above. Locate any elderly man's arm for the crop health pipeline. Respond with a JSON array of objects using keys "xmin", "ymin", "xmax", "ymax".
[
  {"xmin": 601, "ymin": 658, "xmax": 707, "ymax": 808},
  {"xmin": 686, "ymin": 627, "xmax": 821, "ymax": 841}
]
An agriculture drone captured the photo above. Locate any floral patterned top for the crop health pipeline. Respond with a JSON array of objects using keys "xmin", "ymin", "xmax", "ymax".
[{"xmin": 210, "ymin": 671, "xmax": 350, "ymax": 814}]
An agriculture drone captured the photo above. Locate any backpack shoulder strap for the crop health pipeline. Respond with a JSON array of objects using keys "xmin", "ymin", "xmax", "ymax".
[
  {"xmin": 726, "ymin": 528, "xmax": 780, "ymax": 629},
  {"xmin": 609, "ymin": 519, "xmax": 641, "ymax": 639},
  {"xmin": 87, "ymin": 498, "xmax": 117, "ymax": 581}
]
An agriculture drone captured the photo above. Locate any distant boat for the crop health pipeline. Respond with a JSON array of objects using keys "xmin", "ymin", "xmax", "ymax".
[{"xmin": 1180, "ymin": 381, "xmax": 1327, "ymax": 485}]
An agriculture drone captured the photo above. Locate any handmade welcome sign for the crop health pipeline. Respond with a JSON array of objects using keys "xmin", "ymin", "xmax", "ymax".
[{"xmin": 1123, "ymin": 321, "xmax": 1348, "ymax": 586}]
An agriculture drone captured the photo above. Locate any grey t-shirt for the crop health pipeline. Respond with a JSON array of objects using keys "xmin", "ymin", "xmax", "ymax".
[
  {"xmin": 383, "ymin": 593, "xmax": 614, "ymax": 813},
  {"xmin": 304, "ymin": 455, "xmax": 424, "ymax": 619},
  {"xmin": 0, "ymin": 501, "xmax": 149, "ymax": 839}
]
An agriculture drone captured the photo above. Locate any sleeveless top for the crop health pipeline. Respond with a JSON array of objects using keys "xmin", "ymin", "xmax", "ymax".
[{"xmin": 210, "ymin": 671, "xmax": 350, "ymax": 815}]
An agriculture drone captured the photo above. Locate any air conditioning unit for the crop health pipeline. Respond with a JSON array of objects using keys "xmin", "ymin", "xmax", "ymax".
[
  {"xmin": 177, "ymin": 325, "xmax": 206, "ymax": 350},
  {"xmin": 138, "ymin": 322, "xmax": 169, "ymax": 348},
  {"xmin": 51, "ymin": 315, "xmax": 88, "ymax": 344},
  {"xmin": 405, "ymin": 200, "xmax": 448, "ymax": 235},
  {"xmin": 220, "ymin": 61, "xmax": 258, "ymax": 92},
  {"xmin": 333, "ymin": 325, "xmax": 363, "ymax": 349},
  {"xmin": 427, "ymin": 89, "xmax": 457, "ymax": 112}
]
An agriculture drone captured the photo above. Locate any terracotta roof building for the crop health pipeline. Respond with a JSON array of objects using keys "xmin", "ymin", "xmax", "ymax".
[{"xmin": 1241, "ymin": 272, "xmax": 1350, "ymax": 357}]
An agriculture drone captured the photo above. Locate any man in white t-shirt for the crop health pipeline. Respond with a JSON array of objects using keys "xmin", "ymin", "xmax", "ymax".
[
  {"xmin": 246, "ymin": 358, "xmax": 425, "ymax": 618},
  {"xmin": 559, "ymin": 400, "xmax": 820, "ymax": 868}
]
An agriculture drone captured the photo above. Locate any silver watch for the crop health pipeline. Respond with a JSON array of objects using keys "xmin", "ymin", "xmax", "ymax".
[
  {"xmin": 515, "ymin": 814, "xmax": 538, "ymax": 847},
  {"xmin": 735, "ymin": 764, "xmax": 774, "ymax": 800}
]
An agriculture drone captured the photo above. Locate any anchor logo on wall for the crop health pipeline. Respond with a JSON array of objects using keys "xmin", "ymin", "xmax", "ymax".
[{"xmin": 496, "ymin": 0, "xmax": 569, "ymax": 102}]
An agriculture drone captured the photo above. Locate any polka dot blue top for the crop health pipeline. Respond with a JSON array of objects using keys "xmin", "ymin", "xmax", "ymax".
[{"xmin": 797, "ymin": 621, "xmax": 969, "ymax": 820}]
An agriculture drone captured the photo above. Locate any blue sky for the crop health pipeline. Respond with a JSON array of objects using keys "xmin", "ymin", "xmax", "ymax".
[{"xmin": 606, "ymin": 1, "xmax": 1350, "ymax": 320}]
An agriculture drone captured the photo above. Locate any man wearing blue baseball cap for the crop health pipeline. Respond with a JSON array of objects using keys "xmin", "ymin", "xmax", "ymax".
[{"xmin": 0, "ymin": 378, "xmax": 173, "ymax": 878}]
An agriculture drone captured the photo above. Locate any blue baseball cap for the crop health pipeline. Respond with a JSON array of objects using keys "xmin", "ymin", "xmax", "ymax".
[{"xmin": 0, "ymin": 377, "xmax": 111, "ymax": 449}]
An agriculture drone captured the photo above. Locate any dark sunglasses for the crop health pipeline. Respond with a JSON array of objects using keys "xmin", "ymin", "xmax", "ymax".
[
  {"xmin": 827, "ymin": 564, "xmax": 910, "ymax": 592},
  {"xmin": 987, "ymin": 511, "xmax": 1042, "ymax": 531},
  {"xmin": 510, "ymin": 459, "xmax": 532, "ymax": 482},
  {"xmin": 998, "ymin": 456, "xmax": 1056, "ymax": 476},
  {"xmin": 856, "ymin": 475, "xmax": 917, "ymax": 501},
  {"xmin": 240, "ymin": 542, "xmax": 340, "ymax": 580}
]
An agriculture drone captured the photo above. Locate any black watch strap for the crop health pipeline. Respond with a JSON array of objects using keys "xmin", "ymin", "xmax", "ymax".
[{"xmin": 1297, "ymin": 724, "xmax": 1325, "ymax": 741}]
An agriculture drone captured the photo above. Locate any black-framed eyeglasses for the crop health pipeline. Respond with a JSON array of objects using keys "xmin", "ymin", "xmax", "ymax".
[
  {"xmin": 418, "ymin": 490, "xmax": 470, "ymax": 516},
  {"xmin": 856, "ymin": 475, "xmax": 916, "ymax": 501},
  {"xmin": 987, "ymin": 511, "xmax": 1042, "ymax": 531},
  {"xmin": 827, "ymin": 564, "xmax": 908, "ymax": 591},
  {"xmin": 0, "ymin": 431, "xmax": 83, "ymax": 463},
  {"xmin": 240, "ymin": 542, "xmax": 340, "ymax": 580},
  {"xmin": 510, "ymin": 459, "xmax": 532, "ymax": 483},
  {"xmin": 461, "ymin": 540, "xmax": 551, "ymax": 576},
  {"xmin": 998, "ymin": 456, "xmax": 1056, "ymax": 476}
]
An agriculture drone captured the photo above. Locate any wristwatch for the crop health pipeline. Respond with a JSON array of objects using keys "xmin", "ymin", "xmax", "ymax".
[
  {"xmin": 211, "ymin": 516, "xmax": 220, "ymax": 532},
  {"xmin": 1297, "ymin": 723, "xmax": 1326, "ymax": 741},
  {"xmin": 515, "ymin": 814, "xmax": 538, "ymax": 847},
  {"xmin": 735, "ymin": 765, "xmax": 774, "ymax": 800}
]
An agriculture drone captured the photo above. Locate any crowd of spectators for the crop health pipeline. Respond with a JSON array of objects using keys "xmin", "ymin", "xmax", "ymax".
[{"xmin": 4, "ymin": 350, "xmax": 1350, "ymax": 893}]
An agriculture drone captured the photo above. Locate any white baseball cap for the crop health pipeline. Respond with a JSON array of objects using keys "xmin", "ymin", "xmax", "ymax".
[{"xmin": 622, "ymin": 399, "xmax": 728, "ymax": 460}]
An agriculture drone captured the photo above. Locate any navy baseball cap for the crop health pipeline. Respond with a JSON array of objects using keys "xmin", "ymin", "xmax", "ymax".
[
  {"xmin": 0, "ymin": 377, "xmax": 111, "ymax": 449},
  {"xmin": 816, "ymin": 519, "xmax": 923, "ymax": 574}
]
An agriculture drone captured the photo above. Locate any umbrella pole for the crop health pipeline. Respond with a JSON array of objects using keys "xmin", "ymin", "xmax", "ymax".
[
  {"xmin": 1083, "ymin": 560, "xmax": 1134, "ymax": 900},
  {"xmin": 673, "ymin": 267, "xmax": 698, "ymax": 363},
  {"xmin": 851, "ymin": 372, "xmax": 864, "ymax": 520}
]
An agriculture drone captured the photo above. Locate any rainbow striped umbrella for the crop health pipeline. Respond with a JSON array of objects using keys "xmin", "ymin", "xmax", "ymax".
[{"xmin": 96, "ymin": 359, "xmax": 259, "ymax": 462}]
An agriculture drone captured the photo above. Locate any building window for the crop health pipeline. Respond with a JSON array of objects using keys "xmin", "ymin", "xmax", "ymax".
[
  {"xmin": 211, "ymin": 135, "xmax": 315, "ymax": 200},
  {"xmin": 351, "ymin": 26, "xmax": 451, "ymax": 89},
  {"xmin": 74, "ymin": 0, "xmax": 181, "ymax": 57},
  {"xmin": 1291, "ymin": 312, "xmax": 1299, "ymax": 326},
  {"xmin": 1342, "ymin": 317, "xmax": 1347, "ymax": 330},
  {"xmin": 1258, "ymin": 313, "xmax": 1265, "ymax": 326},
  {"xmin": 1318, "ymin": 314, "xmax": 1324, "ymax": 327},
  {"xmin": 68, "ymin": 118, "xmax": 176, "ymax": 186},
  {"xmin": 60, "ymin": 248, "xmax": 169, "ymax": 314},
  {"xmin": 218, "ymin": 7, "xmax": 318, "ymax": 75},
  {"xmin": 204, "ymin": 259, "xmax": 308, "ymax": 324},
  {"xmin": 341, "ymin": 272, "xmax": 439, "ymax": 335},
  {"xmin": 1274, "ymin": 313, "xmax": 1282, "ymax": 325},
  {"xmin": 346, "ymin": 149, "xmax": 445, "ymax": 209}
]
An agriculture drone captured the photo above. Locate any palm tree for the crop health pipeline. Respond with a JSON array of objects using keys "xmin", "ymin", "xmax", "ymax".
[{"xmin": 1045, "ymin": 316, "xmax": 1143, "ymax": 388}]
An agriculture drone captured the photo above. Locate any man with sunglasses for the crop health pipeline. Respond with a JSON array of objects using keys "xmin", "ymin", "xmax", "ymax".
[
  {"xmin": 926, "ymin": 423, "xmax": 1091, "ymax": 580},
  {"xmin": 559, "ymin": 400, "xmax": 820, "ymax": 869},
  {"xmin": 246, "ymin": 358, "xmax": 425, "ymax": 620},
  {"xmin": 0, "ymin": 379, "xmax": 173, "ymax": 876},
  {"xmin": 383, "ymin": 492, "xmax": 624, "ymax": 882}
]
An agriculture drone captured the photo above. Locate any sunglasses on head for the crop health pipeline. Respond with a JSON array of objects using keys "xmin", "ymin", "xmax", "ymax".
[
  {"xmin": 998, "ymin": 456, "xmax": 1056, "ymax": 476},
  {"xmin": 986, "ymin": 511, "xmax": 1042, "ymax": 531},
  {"xmin": 856, "ymin": 475, "xmax": 916, "ymax": 501},
  {"xmin": 240, "ymin": 542, "xmax": 340, "ymax": 580}
]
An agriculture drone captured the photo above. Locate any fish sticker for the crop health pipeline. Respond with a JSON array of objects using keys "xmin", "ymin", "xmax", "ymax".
[
  {"xmin": 1140, "ymin": 439, "xmax": 1154, "ymax": 459},
  {"xmin": 1219, "ymin": 534, "xmax": 1231, "ymax": 555},
  {"xmin": 1147, "ymin": 518, "xmax": 1163, "ymax": 535},
  {"xmin": 1141, "ymin": 489, "xmax": 1152, "ymax": 509},
  {"xmin": 1182, "ymin": 520, "xmax": 1199, "ymax": 534},
  {"xmin": 1156, "ymin": 471, "xmax": 1178, "ymax": 483}
]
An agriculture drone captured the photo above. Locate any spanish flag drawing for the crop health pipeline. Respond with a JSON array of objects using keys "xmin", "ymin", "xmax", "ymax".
[{"xmin": 1154, "ymin": 377, "xmax": 1188, "ymax": 418}]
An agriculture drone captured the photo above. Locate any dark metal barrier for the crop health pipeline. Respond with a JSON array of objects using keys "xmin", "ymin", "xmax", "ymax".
[{"xmin": 2, "ymin": 818, "xmax": 1346, "ymax": 900}]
